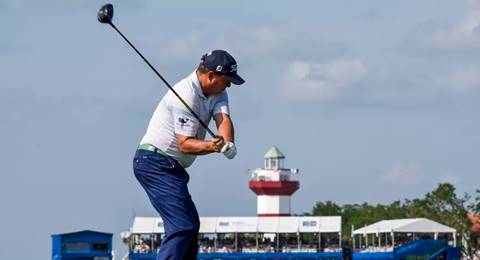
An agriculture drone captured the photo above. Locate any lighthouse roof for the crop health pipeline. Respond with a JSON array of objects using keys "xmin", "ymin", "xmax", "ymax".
[{"xmin": 264, "ymin": 146, "xmax": 285, "ymax": 159}]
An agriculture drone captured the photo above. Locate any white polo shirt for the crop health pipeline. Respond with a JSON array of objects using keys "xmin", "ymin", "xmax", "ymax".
[{"xmin": 140, "ymin": 71, "xmax": 230, "ymax": 168}]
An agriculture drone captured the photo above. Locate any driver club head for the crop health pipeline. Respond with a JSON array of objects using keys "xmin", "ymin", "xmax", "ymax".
[{"xmin": 97, "ymin": 3, "xmax": 114, "ymax": 24}]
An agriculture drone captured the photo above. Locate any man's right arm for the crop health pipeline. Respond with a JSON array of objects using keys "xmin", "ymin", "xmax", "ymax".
[{"xmin": 175, "ymin": 134, "xmax": 225, "ymax": 155}]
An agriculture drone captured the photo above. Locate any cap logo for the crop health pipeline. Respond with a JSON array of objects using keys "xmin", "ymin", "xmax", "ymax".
[
  {"xmin": 230, "ymin": 64, "xmax": 237, "ymax": 72},
  {"xmin": 216, "ymin": 65, "xmax": 223, "ymax": 72}
]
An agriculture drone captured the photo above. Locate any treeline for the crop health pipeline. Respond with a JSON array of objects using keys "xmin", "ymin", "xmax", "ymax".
[{"xmin": 308, "ymin": 183, "xmax": 480, "ymax": 255}]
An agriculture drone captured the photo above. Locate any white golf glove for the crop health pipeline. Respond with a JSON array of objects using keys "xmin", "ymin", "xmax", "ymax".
[{"xmin": 220, "ymin": 142, "xmax": 237, "ymax": 159}]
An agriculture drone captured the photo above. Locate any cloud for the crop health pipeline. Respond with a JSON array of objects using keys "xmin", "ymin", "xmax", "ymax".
[
  {"xmin": 447, "ymin": 65, "xmax": 480, "ymax": 92},
  {"xmin": 382, "ymin": 162, "xmax": 424, "ymax": 185},
  {"xmin": 151, "ymin": 24, "xmax": 346, "ymax": 70},
  {"xmin": 451, "ymin": 0, "xmax": 480, "ymax": 36},
  {"xmin": 393, "ymin": 0, "xmax": 480, "ymax": 98},
  {"xmin": 404, "ymin": 0, "xmax": 480, "ymax": 54},
  {"xmin": 281, "ymin": 59, "xmax": 366, "ymax": 102},
  {"xmin": 0, "ymin": 0, "xmax": 148, "ymax": 12}
]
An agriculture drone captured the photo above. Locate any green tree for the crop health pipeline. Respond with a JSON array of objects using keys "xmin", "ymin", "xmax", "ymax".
[
  {"xmin": 309, "ymin": 183, "xmax": 479, "ymax": 256},
  {"xmin": 312, "ymin": 200, "xmax": 342, "ymax": 216},
  {"xmin": 419, "ymin": 184, "xmax": 472, "ymax": 255}
]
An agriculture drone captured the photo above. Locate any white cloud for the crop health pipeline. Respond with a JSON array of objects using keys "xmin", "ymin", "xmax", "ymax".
[
  {"xmin": 158, "ymin": 31, "xmax": 204, "ymax": 61},
  {"xmin": 281, "ymin": 59, "xmax": 366, "ymax": 102},
  {"xmin": 448, "ymin": 65, "xmax": 480, "ymax": 92},
  {"xmin": 425, "ymin": 0, "xmax": 480, "ymax": 49},
  {"xmin": 382, "ymin": 162, "xmax": 423, "ymax": 185},
  {"xmin": 397, "ymin": 0, "xmax": 480, "ymax": 98},
  {"xmin": 151, "ymin": 23, "xmax": 346, "ymax": 70},
  {"xmin": 454, "ymin": 0, "xmax": 480, "ymax": 35}
]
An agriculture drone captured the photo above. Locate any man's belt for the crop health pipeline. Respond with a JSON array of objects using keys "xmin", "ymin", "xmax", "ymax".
[{"xmin": 138, "ymin": 144, "xmax": 168, "ymax": 156}]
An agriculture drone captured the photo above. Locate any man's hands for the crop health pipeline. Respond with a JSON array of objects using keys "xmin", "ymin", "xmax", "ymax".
[
  {"xmin": 220, "ymin": 142, "xmax": 237, "ymax": 159},
  {"xmin": 211, "ymin": 136, "xmax": 226, "ymax": 152},
  {"xmin": 176, "ymin": 134, "xmax": 236, "ymax": 159},
  {"xmin": 209, "ymin": 137, "xmax": 237, "ymax": 159}
]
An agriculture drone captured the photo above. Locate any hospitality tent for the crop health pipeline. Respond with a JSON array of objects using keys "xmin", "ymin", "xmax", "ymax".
[
  {"xmin": 199, "ymin": 217, "xmax": 217, "ymax": 234},
  {"xmin": 129, "ymin": 216, "xmax": 342, "ymax": 252},
  {"xmin": 130, "ymin": 216, "xmax": 342, "ymax": 234},
  {"xmin": 352, "ymin": 218, "xmax": 456, "ymax": 247},
  {"xmin": 131, "ymin": 217, "xmax": 157, "ymax": 234}
]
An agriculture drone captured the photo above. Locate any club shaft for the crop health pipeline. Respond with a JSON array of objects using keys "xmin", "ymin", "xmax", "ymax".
[{"xmin": 108, "ymin": 22, "xmax": 216, "ymax": 138}]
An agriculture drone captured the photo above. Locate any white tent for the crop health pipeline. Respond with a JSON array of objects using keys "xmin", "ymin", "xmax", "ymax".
[
  {"xmin": 235, "ymin": 217, "xmax": 258, "ymax": 233},
  {"xmin": 199, "ymin": 217, "xmax": 217, "ymax": 233},
  {"xmin": 131, "ymin": 217, "xmax": 157, "ymax": 234},
  {"xmin": 216, "ymin": 217, "xmax": 238, "ymax": 233},
  {"xmin": 352, "ymin": 218, "xmax": 456, "ymax": 248},
  {"xmin": 130, "ymin": 216, "xmax": 341, "ymax": 234},
  {"xmin": 215, "ymin": 217, "xmax": 258, "ymax": 233},
  {"xmin": 129, "ymin": 216, "xmax": 342, "ymax": 252},
  {"xmin": 152, "ymin": 218, "xmax": 165, "ymax": 233},
  {"xmin": 277, "ymin": 217, "xmax": 299, "ymax": 233},
  {"xmin": 256, "ymin": 217, "xmax": 279, "ymax": 233},
  {"xmin": 319, "ymin": 216, "xmax": 342, "ymax": 233},
  {"xmin": 353, "ymin": 218, "xmax": 456, "ymax": 235}
]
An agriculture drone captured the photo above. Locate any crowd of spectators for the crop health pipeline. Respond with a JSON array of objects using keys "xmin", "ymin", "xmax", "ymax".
[
  {"xmin": 129, "ymin": 233, "xmax": 341, "ymax": 254},
  {"xmin": 130, "ymin": 234, "xmax": 161, "ymax": 254},
  {"xmin": 198, "ymin": 233, "xmax": 339, "ymax": 253}
]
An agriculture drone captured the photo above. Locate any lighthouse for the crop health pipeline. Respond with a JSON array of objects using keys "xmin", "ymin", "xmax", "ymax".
[{"xmin": 249, "ymin": 146, "xmax": 299, "ymax": 217}]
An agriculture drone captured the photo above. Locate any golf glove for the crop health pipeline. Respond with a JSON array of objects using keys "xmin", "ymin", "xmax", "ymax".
[{"xmin": 220, "ymin": 142, "xmax": 237, "ymax": 159}]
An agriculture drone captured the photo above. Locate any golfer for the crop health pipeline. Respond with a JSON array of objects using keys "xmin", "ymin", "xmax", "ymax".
[{"xmin": 133, "ymin": 49, "xmax": 245, "ymax": 259}]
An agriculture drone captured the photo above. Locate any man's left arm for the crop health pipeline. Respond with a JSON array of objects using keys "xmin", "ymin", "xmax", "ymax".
[
  {"xmin": 214, "ymin": 113, "xmax": 237, "ymax": 159},
  {"xmin": 214, "ymin": 113, "xmax": 234, "ymax": 143}
]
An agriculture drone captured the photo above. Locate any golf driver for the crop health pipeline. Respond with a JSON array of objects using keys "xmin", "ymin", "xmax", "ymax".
[{"xmin": 97, "ymin": 3, "xmax": 216, "ymax": 138}]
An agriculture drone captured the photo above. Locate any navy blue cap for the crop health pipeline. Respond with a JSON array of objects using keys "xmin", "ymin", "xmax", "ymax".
[{"xmin": 200, "ymin": 50, "xmax": 245, "ymax": 85}]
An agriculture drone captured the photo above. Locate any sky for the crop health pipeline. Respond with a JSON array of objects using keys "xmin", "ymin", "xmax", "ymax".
[{"xmin": 1, "ymin": 0, "xmax": 480, "ymax": 259}]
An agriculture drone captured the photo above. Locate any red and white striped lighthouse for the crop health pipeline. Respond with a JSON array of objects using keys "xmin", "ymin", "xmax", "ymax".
[{"xmin": 249, "ymin": 147, "xmax": 299, "ymax": 217}]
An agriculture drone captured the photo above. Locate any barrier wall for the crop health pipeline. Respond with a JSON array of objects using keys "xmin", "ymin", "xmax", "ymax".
[
  {"xmin": 198, "ymin": 252, "xmax": 342, "ymax": 260},
  {"xmin": 128, "ymin": 240, "xmax": 461, "ymax": 260}
]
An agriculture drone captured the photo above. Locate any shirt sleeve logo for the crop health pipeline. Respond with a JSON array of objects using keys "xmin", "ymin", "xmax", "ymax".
[{"xmin": 178, "ymin": 117, "xmax": 191, "ymax": 128}]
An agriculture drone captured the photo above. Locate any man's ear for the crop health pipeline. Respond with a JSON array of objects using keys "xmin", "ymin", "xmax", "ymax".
[{"xmin": 207, "ymin": 71, "xmax": 216, "ymax": 82}]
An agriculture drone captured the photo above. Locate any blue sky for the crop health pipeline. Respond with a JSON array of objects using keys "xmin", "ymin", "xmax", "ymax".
[{"xmin": 1, "ymin": 0, "xmax": 480, "ymax": 259}]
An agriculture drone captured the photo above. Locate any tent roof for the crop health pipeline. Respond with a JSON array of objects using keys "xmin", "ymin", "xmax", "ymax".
[
  {"xmin": 199, "ymin": 217, "xmax": 217, "ymax": 233},
  {"xmin": 353, "ymin": 218, "xmax": 456, "ymax": 235},
  {"xmin": 152, "ymin": 218, "xmax": 165, "ymax": 233},
  {"xmin": 215, "ymin": 217, "xmax": 258, "ymax": 233},
  {"xmin": 132, "ymin": 217, "xmax": 157, "ymax": 234},
  {"xmin": 278, "ymin": 217, "xmax": 299, "ymax": 233},
  {"xmin": 234, "ymin": 217, "xmax": 258, "ymax": 233},
  {"xmin": 130, "ymin": 216, "xmax": 341, "ymax": 234},
  {"xmin": 322, "ymin": 216, "xmax": 343, "ymax": 233},
  {"xmin": 257, "ymin": 217, "xmax": 279, "ymax": 233},
  {"xmin": 51, "ymin": 230, "xmax": 113, "ymax": 237}
]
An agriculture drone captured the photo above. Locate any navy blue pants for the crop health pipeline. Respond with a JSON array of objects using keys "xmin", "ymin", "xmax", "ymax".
[{"xmin": 133, "ymin": 149, "xmax": 200, "ymax": 260}]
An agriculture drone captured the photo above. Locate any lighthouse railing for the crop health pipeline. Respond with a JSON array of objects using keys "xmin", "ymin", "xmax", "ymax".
[{"xmin": 249, "ymin": 168, "xmax": 300, "ymax": 182}]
